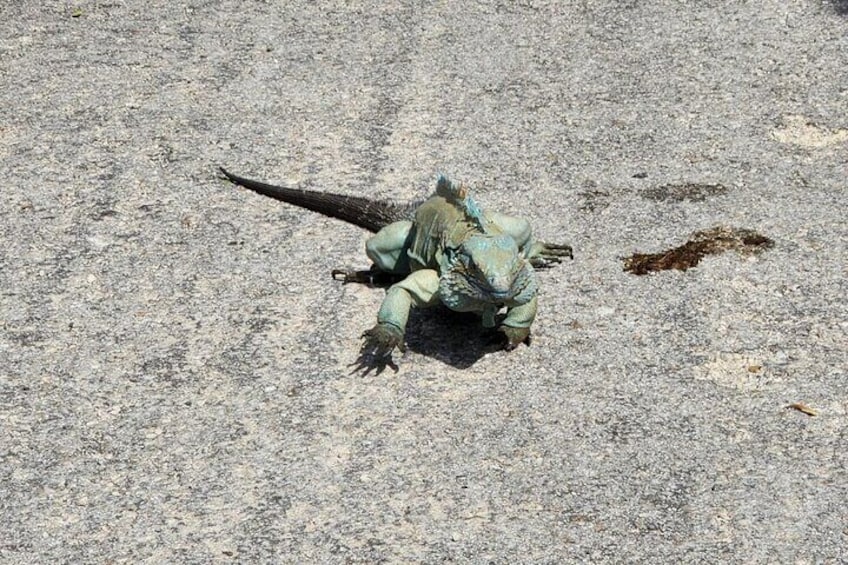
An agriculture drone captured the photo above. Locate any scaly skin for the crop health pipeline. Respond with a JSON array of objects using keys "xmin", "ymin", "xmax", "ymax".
[{"xmin": 220, "ymin": 168, "xmax": 572, "ymax": 359}]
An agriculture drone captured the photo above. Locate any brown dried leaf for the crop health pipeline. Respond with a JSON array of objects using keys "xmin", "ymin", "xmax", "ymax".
[
  {"xmin": 787, "ymin": 402, "xmax": 818, "ymax": 416},
  {"xmin": 624, "ymin": 226, "xmax": 774, "ymax": 275}
]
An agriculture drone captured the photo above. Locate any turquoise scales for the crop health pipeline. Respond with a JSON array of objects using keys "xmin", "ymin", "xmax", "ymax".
[{"xmin": 220, "ymin": 168, "xmax": 572, "ymax": 357}]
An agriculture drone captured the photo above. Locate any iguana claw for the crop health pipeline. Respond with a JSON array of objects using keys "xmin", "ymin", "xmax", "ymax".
[
  {"xmin": 332, "ymin": 269, "xmax": 406, "ymax": 287},
  {"xmin": 361, "ymin": 322, "xmax": 405, "ymax": 357},
  {"xmin": 332, "ymin": 269, "xmax": 380, "ymax": 284},
  {"xmin": 530, "ymin": 242, "xmax": 574, "ymax": 269},
  {"xmin": 499, "ymin": 325, "xmax": 532, "ymax": 350}
]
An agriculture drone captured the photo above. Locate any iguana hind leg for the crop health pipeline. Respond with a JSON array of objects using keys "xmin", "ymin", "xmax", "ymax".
[
  {"xmin": 365, "ymin": 220, "xmax": 414, "ymax": 274},
  {"xmin": 332, "ymin": 268, "xmax": 407, "ymax": 286},
  {"xmin": 488, "ymin": 211, "xmax": 533, "ymax": 248},
  {"xmin": 332, "ymin": 219, "xmax": 415, "ymax": 287},
  {"xmin": 487, "ymin": 212, "xmax": 573, "ymax": 267}
]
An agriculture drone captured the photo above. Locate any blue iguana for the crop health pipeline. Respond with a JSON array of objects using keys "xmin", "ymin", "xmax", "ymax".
[{"xmin": 220, "ymin": 168, "xmax": 572, "ymax": 358}]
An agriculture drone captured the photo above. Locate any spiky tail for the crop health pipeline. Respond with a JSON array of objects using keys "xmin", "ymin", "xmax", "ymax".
[{"xmin": 219, "ymin": 167, "xmax": 416, "ymax": 233}]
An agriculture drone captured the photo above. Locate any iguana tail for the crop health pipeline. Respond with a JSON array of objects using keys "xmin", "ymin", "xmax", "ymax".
[{"xmin": 220, "ymin": 167, "xmax": 416, "ymax": 233}]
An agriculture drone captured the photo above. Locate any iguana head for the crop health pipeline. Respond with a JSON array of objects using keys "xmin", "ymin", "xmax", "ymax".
[{"xmin": 439, "ymin": 234, "xmax": 538, "ymax": 311}]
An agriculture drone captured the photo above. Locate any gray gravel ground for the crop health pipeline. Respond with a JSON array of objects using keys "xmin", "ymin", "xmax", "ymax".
[{"xmin": 2, "ymin": 1, "xmax": 847, "ymax": 562}]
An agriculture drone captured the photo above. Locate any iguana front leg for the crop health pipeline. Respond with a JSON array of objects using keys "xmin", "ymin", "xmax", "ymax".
[
  {"xmin": 527, "ymin": 242, "xmax": 574, "ymax": 268},
  {"xmin": 486, "ymin": 212, "xmax": 573, "ymax": 268},
  {"xmin": 500, "ymin": 296, "xmax": 538, "ymax": 350},
  {"xmin": 361, "ymin": 269, "xmax": 441, "ymax": 357}
]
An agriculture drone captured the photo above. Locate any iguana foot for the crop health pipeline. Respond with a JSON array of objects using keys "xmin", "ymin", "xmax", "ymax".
[
  {"xmin": 361, "ymin": 322, "xmax": 405, "ymax": 357},
  {"xmin": 499, "ymin": 325, "xmax": 532, "ymax": 351},
  {"xmin": 530, "ymin": 242, "xmax": 574, "ymax": 269},
  {"xmin": 332, "ymin": 269, "xmax": 406, "ymax": 286},
  {"xmin": 348, "ymin": 352, "xmax": 399, "ymax": 377}
]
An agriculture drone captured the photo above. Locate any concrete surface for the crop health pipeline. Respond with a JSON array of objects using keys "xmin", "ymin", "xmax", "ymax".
[{"xmin": 2, "ymin": 1, "xmax": 846, "ymax": 562}]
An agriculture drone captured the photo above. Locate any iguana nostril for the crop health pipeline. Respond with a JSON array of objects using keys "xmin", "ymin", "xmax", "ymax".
[{"xmin": 488, "ymin": 275, "xmax": 514, "ymax": 296}]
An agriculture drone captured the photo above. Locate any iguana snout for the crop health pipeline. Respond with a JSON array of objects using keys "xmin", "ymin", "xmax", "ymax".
[{"xmin": 462, "ymin": 234, "xmax": 526, "ymax": 300}]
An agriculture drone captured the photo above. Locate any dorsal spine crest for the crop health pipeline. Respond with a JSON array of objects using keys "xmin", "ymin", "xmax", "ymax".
[{"xmin": 435, "ymin": 174, "xmax": 489, "ymax": 233}]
